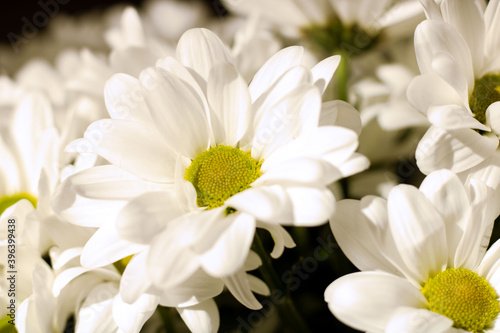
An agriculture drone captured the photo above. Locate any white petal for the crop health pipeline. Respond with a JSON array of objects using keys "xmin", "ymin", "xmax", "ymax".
[
  {"xmin": 386, "ymin": 307, "xmax": 452, "ymax": 333},
  {"xmin": 262, "ymin": 126, "xmax": 358, "ymax": 171},
  {"xmin": 251, "ymin": 85, "xmax": 322, "ymax": 160},
  {"xmin": 75, "ymin": 282, "xmax": 117, "ymax": 333},
  {"xmin": 116, "ymin": 190, "xmax": 182, "ymax": 244},
  {"xmin": 441, "ymin": 0, "xmax": 485, "ymax": 73},
  {"xmin": 147, "ymin": 227, "xmax": 200, "ymax": 288},
  {"xmin": 324, "ymin": 271, "xmax": 426, "ymax": 333},
  {"xmin": 207, "ymin": 63, "xmax": 251, "ymax": 146},
  {"xmin": 140, "ymin": 67, "xmax": 210, "ymax": 159},
  {"xmin": 319, "ymin": 100, "xmax": 362, "ymax": 135},
  {"xmin": 177, "ymin": 299, "xmax": 220, "ymax": 333},
  {"xmin": 330, "ymin": 198, "xmax": 403, "ymax": 275},
  {"xmin": 53, "ymin": 267, "xmax": 120, "ymax": 297},
  {"xmin": 83, "ymin": 119, "xmax": 175, "ymax": 182},
  {"xmin": 478, "ymin": 239, "xmax": 500, "ymax": 278},
  {"xmin": 69, "ymin": 165, "xmax": 173, "ymax": 200},
  {"xmin": 104, "ymin": 73, "xmax": 153, "ymax": 124},
  {"xmin": 407, "ymin": 74, "xmax": 463, "ymax": 115},
  {"xmin": 120, "ymin": 251, "xmax": 155, "ymax": 304},
  {"xmin": 223, "ymin": 269, "xmax": 262, "ymax": 310},
  {"xmin": 254, "ymin": 158, "xmax": 341, "ymax": 188},
  {"xmin": 249, "ymin": 46, "xmax": 304, "ymax": 101},
  {"xmin": 112, "ymin": 293, "xmax": 159, "ymax": 333},
  {"xmin": 419, "ymin": 170, "xmax": 471, "ymax": 266},
  {"xmin": 159, "ymin": 270, "xmax": 224, "ymax": 307},
  {"xmin": 388, "ymin": 185, "xmax": 448, "ymax": 283},
  {"xmin": 486, "ymin": 102, "xmax": 500, "ymax": 135},
  {"xmin": 80, "ymin": 218, "xmax": 145, "ymax": 268},
  {"xmin": 311, "ymin": 55, "xmax": 341, "ymax": 94},
  {"xmin": 416, "ymin": 126, "xmax": 498, "ymax": 174},
  {"xmin": 200, "ymin": 213, "xmax": 255, "ymax": 277},
  {"xmin": 226, "ymin": 186, "xmax": 294, "ymax": 223},
  {"xmin": 256, "ymin": 222, "xmax": 295, "ymax": 258},
  {"xmin": 427, "ymin": 104, "xmax": 488, "ymax": 131},
  {"xmin": 286, "ymin": 187, "xmax": 335, "ymax": 226},
  {"xmin": 414, "ymin": 20, "xmax": 474, "ymax": 95},
  {"xmin": 176, "ymin": 28, "xmax": 232, "ymax": 81}
]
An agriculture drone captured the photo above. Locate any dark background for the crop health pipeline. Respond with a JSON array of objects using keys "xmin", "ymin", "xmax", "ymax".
[{"xmin": 0, "ymin": 0, "xmax": 227, "ymax": 44}]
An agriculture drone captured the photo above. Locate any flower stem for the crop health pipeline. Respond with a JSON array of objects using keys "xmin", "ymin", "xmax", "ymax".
[
  {"xmin": 333, "ymin": 54, "xmax": 350, "ymax": 102},
  {"xmin": 158, "ymin": 306, "xmax": 178, "ymax": 333},
  {"xmin": 252, "ymin": 233, "xmax": 312, "ymax": 333}
]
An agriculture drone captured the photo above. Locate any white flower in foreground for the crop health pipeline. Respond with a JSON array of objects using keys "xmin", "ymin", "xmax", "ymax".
[
  {"xmin": 407, "ymin": 0, "xmax": 500, "ymax": 174},
  {"xmin": 326, "ymin": 169, "xmax": 500, "ymax": 332},
  {"xmin": 55, "ymin": 28, "xmax": 367, "ymax": 298}
]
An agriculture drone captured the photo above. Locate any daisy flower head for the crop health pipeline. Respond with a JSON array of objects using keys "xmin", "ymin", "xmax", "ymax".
[
  {"xmin": 223, "ymin": 0, "xmax": 426, "ymax": 56},
  {"xmin": 326, "ymin": 169, "xmax": 500, "ymax": 332},
  {"xmin": 408, "ymin": 0, "xmax": 500, "ymax": 174},
  {"xmin": 57, "ymin": 27, "xmax": 368, "ymax": 294}
]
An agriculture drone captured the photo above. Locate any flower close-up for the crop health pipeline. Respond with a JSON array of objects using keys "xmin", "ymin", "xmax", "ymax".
[{"xmin": 327, "ymin": 169, "xmax": 500, "ymax": 332}]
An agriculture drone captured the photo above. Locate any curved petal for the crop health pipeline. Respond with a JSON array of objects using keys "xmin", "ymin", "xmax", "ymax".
[
  {"xmin": 388, "ymin": 185, "xmax": 448, "ymax": 283},
  {"xmin": 330, "ymin": 198, "xmax": 404, "ymax": 276},
  {"xmin": 286, "ymin": 187, "xmax": 335, "ymax": 226},
  {"xmin": 177, "ymin": 299, "xmax": 220, "ymax": 333},
  {"xmin": 69, "ymin": 165, "xmax": 173, "ymax": 200},
  {"xmin": 223, "ymin": 269, "xmax": 262, "ymax": 310},
  {"xmin": 116, "ymin": 190, "xmax": 182, "ymax": 244},
  {"xmin": 324, "ymin": 271, "xmax": 427, "ymax": 333},
  {"xmin": 256, "ymin": 222, "xmax": 295, "ymax": 258},
  {"xmin": 80, "ymin": 218, "xmax": 145, "ymax": 269},
  {"xmin": 249, "ymin": 46, "xmax": 304, "ymax": 101},
  {"xmin": 311, "ymin": 55, "xmax": 341, "ymax": 93},
  {"xmin": 83, "ymin": 119, "xmax": 175, "ymax": 182},
  {"xmin": 407, "ymin": 74, "xmax": 463, "ymax": 115},
  {"xmin": 112, "ymin": 292, "xmax": 159, "ymax": 333},
  {"xmin": 139, "ymin": 66, "xmax": 210, "ymax": 159},
  {"xmin": 200, "ymin": 213, "xmax": 255, "ymax": 277},
  {"xmin": 419, "ymin": 169, "xmax": 470, "ymax": 266},
  {"xmin": 104, "ymin": 73, "xmax": 153, "ymax": 124},
  {"xmin": 320, "ymin": 100, "xmax": 362, "ymax": 135},
  {"xmin": 486, "ymin": 102, "xmax": 500, "ymax": 135},
  {"xmin": 440, "ymin": 0, "xmax": 485, "ymax": 73},
  {"xmin": 226, "ymin": 186, "xmax": 294, "ymax": 223},
  {"xmin": 386, "ymin": 307, "xmax": 453, "ymax": 333},
  {"xmin": 416, "ymin": 126, "xmax": 498, "ymax": 174},
  {"xmin": 207, "ymin": 63, "xmax": 251, "ymax": 146},
  {"xmin": 414, "ymin": 20, "xmax": 474, "ymax": 95},
  {"xmin": 75, "ymin": 282, "xmax": 118, "ymax": 333},
  {"xmin": 427, "ymin": 104, "xmax": 488, "ymax": 131},
  {"xmin": 176, "ymin": 28, "xmax": 232, "ymax": 81}
]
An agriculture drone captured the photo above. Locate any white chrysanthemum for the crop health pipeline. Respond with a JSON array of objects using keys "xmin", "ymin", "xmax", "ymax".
[
  {"xmin": 407, "ymin": 0, "xmax": 500, "ymax": 174},
  {"xmin": 326, "ymin": 169, "xmax": 500, "ymax": 332},
  {"xmin": 55, "ymin": 28, "xmax": 367, "ymax": 297},
  {"xmin": 224, "ymin": 0, "xmax": 425, "ymax": 52}
]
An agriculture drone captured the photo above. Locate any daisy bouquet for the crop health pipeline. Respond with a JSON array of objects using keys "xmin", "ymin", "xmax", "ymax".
[{"xmin": 1, "ymin": 0, "xmax": 500, "ymax": 332}]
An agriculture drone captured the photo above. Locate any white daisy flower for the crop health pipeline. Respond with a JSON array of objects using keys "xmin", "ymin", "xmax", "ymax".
[
  {"xmin": 54, "ymin": 27, "xmax": 367, "ymax": 297},
  {"xmin": 223, "ymin": 0, "xmax": 426, "ymax": 55},
  {"xmin": 407, "ymin": 0, "xmax": 500, "ymax": 174},
  {"xmin": 326, "ymin": 169, "xmax": 500, "ymax": 332}
]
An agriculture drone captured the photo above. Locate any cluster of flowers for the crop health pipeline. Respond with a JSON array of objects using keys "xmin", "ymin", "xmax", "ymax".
[{"xmin": 1, "ymin": 0, "xmax": 500, "ymax": 332}]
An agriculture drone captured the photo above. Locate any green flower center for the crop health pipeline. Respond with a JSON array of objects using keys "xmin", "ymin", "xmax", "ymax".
[
  {"xmin": 0, "ymin": 192, "xmax": 37, "ymax": 216},
  {"xmin": 184, "ymin": 145, "xmax": 262, "ymax": 209},
  {"xmin": 301, "ymin": 18, "xmax": 379, "ymax": 56},
  {"xmin": 469, "ymin": 74, "xmax": 500, "ymax": 126},
  {"xmin": 421, "ymin": 268, "xmax": 499, "ymax": 332}
]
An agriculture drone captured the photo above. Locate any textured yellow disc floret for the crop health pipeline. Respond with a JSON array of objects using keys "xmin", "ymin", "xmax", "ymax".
[
  {"xmin": 0, "ymin": 192, "xmax": 37, "ymax": 216},
  {"xmin": 185, "ymin": 145, "xmax": 262, "ymax": 209},
  {"xmin": 469, "ymin": 74, "xmax": 500, "ymax": 126},
  {"xmin": 421, "ymin": 268, "xmax": 499, "ymax": 332}
]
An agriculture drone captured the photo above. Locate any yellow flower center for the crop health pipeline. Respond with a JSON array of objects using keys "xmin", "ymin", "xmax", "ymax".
[
  {"xmin": 184, "ymin": 145, "xmax": 262, "ymax": 209},
  {"xmin": 0, "ymin": 192, "xmax": 37, "ymax": 216},
  {"xmin": 469, "ymin": 74, "xmax": 500, "ymax": 126},
  {"xmin": 421, "ymin": 268, "xmax": 499, "ymax": 332}
]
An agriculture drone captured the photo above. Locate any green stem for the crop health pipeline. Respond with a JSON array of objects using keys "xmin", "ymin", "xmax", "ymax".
[
  {"xmin": 333, "ymin": 54, "xmax": 350, "ymax": 103},
  {"xmin": 252, "ymin": 233, "xmax": 312, "ymax": 333},
  {"xmin": 158, "ymin": 306, "xmax": 178, "ymax": 333}
]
